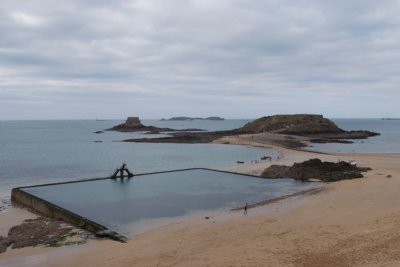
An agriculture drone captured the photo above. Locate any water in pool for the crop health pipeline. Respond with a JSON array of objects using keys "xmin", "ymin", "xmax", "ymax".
[{"xmin": 21, "ymin": 169, "xmax": 315, "ymax": 236}]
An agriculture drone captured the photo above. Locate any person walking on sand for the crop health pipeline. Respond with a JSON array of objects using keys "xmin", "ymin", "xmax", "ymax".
[{"xmin": 244, "ymin": 202, "xmax": 248, "ymax": 215}]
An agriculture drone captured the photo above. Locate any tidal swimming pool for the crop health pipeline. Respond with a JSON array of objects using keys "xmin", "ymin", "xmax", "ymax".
[{"xmin": 19, "ymin": 169, "xmax": 315, "ymax": 236}]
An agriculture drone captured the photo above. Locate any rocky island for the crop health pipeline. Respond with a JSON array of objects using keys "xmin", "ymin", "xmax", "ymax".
[
  {"xmin": 236, "ymin": 114, "xmax": 378, "ymax": 138},
  {"xmin": 106, "ymin": 117, "xmax": 204, "ymax": 133},
  {"xmin": 123, "ymin": 114, "xmax": 379, "ymax": 147}
]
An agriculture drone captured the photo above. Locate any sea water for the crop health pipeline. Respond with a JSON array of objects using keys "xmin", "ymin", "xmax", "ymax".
[
  {"xmin": 0, "ymin": 119, "xmax": 274, "ymax": 194},
  {"xmin": 307, "ymin": 119, "xmax": 400, "ymax": 153}
]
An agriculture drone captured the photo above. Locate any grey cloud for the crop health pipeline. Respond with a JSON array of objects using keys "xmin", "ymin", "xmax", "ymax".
[{"xmin": 0, "ymin": 0, "xmax": 399, "ymax": 119}]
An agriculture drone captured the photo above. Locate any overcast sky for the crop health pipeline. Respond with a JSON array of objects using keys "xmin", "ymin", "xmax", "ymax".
[{"xmin": 1, "ymin": 0, "xmax": 399, "ymax": 119}]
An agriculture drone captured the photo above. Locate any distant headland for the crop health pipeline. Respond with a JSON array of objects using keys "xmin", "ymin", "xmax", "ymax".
[{"xmin": 161, "ymin": 116, "xmax": 225, "ymax": 121}]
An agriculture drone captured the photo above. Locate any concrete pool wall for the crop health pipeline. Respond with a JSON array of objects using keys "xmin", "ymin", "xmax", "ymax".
[
  {"xmin": 10, "ymin": 173, "xmax": 140, "ymax": 242},
  {"xmin": 11, "ymin": 186, "xmax": 130, "ymax": 242}
]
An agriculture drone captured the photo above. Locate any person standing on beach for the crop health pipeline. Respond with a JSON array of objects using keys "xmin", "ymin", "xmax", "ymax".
[{"xmin": 244, "ymin": 202, "xmax": 248, "ymax": 215}]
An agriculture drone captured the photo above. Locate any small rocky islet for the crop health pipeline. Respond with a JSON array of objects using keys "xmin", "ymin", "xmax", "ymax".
[{"xmin": 106, "ymin": 116, "xmax": 205, "ymax": 133}]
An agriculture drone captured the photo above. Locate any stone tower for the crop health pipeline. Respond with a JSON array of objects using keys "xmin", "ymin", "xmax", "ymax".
[{"xmin": 125, "ymin": 117, "xmax": 143, "ymax": 128}]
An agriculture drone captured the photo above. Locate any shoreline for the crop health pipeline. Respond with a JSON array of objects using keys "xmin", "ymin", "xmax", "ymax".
[{"xmin": 1, "ymin": 136, "xmax": 400, "ymax": 266}]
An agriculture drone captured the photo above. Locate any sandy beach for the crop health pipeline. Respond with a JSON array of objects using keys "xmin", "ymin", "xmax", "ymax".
[{"xmin": 1, "ymin": 134, "xmax": 400, "ymax": 266}]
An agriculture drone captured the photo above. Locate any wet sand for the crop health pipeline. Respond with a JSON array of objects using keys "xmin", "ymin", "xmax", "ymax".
[{"xmin": 1, "ymin": 134, "xmax": 400, "ymax": 266}]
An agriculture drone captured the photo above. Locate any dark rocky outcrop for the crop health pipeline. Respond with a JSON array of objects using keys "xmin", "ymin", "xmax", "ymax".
[
  {"xmin": 0, "ymin": 217, "xmax": 85, "ymax": 253},
  {"xmin": 106, "ymin": 117, "xmax": 204, "ymax": 132},
  {"xmin": 121, "ymin": 117, "xmax": 142, "ymax": 128},
  {"xmin": 261, "ymin": 158, "xmax": 371, "ymax": 182},
  {"xmin": 124, "ymin": 131, "xmax": 231, "ymax": 144},
  {"xmin": 107, "ymin": 117, "xmax": 146, "ymax": 132}
]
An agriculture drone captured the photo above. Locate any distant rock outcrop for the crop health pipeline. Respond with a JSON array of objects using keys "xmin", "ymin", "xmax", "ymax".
[
  {"xmin": 124, "ymin": 117, "xmax": 143, "ymax": 128},
  {"xmin": 107, "ymin": 117, "xmax": 204, "ymax": 132},
  {"xmin": 107, "ymin": 117, "xmax": 146, "ymax": 132},
  {"xmin": 261, "ymin": 158, "xmax": 371, "ymax": 182}
]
